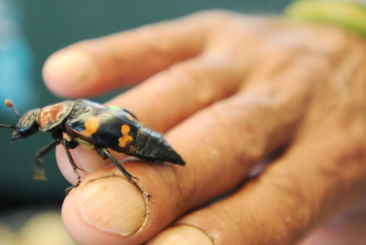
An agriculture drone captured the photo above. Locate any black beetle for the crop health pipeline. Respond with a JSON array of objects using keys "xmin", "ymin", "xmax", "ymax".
[{"xmin": 0, "ymin": 99, "xmax": 185, "ymax": 197}]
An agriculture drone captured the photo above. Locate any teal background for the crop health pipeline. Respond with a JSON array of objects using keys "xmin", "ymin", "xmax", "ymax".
[{"xmin": 0, "ymin": 0, "xmax": 289, "ymax": 209}]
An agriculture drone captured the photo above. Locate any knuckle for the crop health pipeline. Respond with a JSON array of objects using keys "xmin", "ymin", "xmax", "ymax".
[
  {"xmin": 206, "ymin": 100, "xmax": 267, "ymax": 161},
  {"xmin": 307, "ymin": 120, "xmax": 366, "ymax": 191},
  {"xmin": 135, "ymin": 24, "xmax": 180, "ymax": 56},
  {"xmin": 259, "ymin": 166, "xmax": 315, "ymax": 234},
  {"xmin": 164, "ymin": 61, "xmax": 216, "ymax": 105},
  {"xmin": 333, "ymin": 136, "xmax": 366, "ymax": 184},
  {"xmin": 295, "ymin": 55, "xmax": 332, "ymax": 91}
]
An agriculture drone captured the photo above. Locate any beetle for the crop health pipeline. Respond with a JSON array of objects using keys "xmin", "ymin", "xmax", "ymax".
[{"xmin": 0, "ymin": 99, "xmax": 185, "ymax": 197}]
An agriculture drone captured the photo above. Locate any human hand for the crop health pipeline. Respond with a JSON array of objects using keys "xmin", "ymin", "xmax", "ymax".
[{"xmin": 43, "ymin": 11, "xmax": 366, "ymax": 245}]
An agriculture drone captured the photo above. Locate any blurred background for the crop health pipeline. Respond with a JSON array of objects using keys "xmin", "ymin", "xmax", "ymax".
[{"xmin": 0, "ymin": 0, "xmax": 288, "ymax": 243}]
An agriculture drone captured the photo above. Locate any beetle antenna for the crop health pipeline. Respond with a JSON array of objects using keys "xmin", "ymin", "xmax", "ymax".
[{"xmin": 4, "ymin": 99, "xmax": 20, "ymax": 118}]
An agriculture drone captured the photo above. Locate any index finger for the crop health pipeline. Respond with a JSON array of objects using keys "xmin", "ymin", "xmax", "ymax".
[{"xmin": 43, "ymin": 11, "xmax": 232, "ymax": 98}]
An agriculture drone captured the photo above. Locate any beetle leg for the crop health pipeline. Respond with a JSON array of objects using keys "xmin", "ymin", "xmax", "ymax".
[
  {"xmin": 61, "ymin": 139, "xmax": 83, "ymax": 194},
  {"xmin": 34, "ymin": 140, "xmax": 61, "ymax": 181},
  {"xmin": 122, "ymin": 108, "xmax": 139, "ymax": 121},
  {"xmin": 96, "ymin": 148, "xmax": 150, "ymax": 198},
  {"xmin": 61, "ymin": 139, "xmax": 84, "ymax": 171}
]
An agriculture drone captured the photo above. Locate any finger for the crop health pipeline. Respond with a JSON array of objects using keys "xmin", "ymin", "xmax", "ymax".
[
  {"xmin": 58, "ymin": 49, "xmax": 319, "ymax": 181},
  {"xmin": 43, "ymin": 12, "xmax": 231, "ymax": 98},
  {"xmin": 61, "ymin": 72, "xmax": 312, "ymax": 245},
  {"xmin": 58, "ymin": 52, "xmax": 246, "ymax": 181},
  {"xmin": 106, "ymin": 53, "xmax": 245, "ymax": 132},
  {"xmin": 147, "ymin": 127, "xmax": 366, "ymax": 245}
]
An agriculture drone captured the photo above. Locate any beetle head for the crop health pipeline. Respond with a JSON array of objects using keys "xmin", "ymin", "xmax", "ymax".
[
  {"xmin": 12, "ymin": 109, "xmax": 40, "ymax": 141},
  {"xmin": 0, "ymin": 99, "xmax": 40, "ymax": 142}
]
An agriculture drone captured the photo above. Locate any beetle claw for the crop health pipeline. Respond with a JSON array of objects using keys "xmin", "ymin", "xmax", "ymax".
[
  {"xmin": 36, "ymin": 157, "xmax": 43, "ymax": 163},
  {"xmin": 33, "ymin": 168, "xmax": 47, "ymax": 181},
  {"xmin": 74, "ymin": 166, "xmax": 85, "ymax": 173},
  {"xmin": 65, "ymin": 182, "xmax": 80, "ymax": 195},
  {"xmin": 65, "ymin": 186, "xmax": 73, "ymax": 195}
]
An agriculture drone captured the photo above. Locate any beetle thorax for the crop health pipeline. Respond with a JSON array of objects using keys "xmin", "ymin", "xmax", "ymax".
[{"xmin": 37, "ymin": 101, "xmax": 74, "ymax": 131}]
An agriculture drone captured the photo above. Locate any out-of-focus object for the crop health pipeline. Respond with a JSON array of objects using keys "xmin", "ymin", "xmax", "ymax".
[
  {"xmin": 0, "ymin": 211, "xmax": 76, "ymax": 245},
  {"xmin": 0, "ymin": 0, "xmax": 37, "ymax": 114},
  {"xmin": 18, "ymin": 212, "xmax": 76, "ymax": 245},
  {"xmin": 284, "ymin": 0, "xmax": 366, "ymax": 38},
  {"xmin": 0, "ymin": 225, "xmax": 17, "ymax": 245}
]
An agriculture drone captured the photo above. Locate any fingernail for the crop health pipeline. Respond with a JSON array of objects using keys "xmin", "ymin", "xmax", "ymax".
[
  {"xmin": 43, "ymin": 51, "xmax": 99, "ymax": 88},
  {"xmin": 147, "ymin": 226, "xmax": 214, "ymax": 245},
  {"xmin": 76, "ymin": 176, "xmax": 147, "ymax": 236}
]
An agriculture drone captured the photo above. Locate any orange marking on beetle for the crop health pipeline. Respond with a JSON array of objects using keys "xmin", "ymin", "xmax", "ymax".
[
  {"xmin": 80, "ymin": 117, "xmax": 100, "ymax": 137},
  {"xmin": 118, "ymin": 124, "xmax": 133, "ymax": 148},
  {"xmin": 38, "ymin": 102, "xmax": 68, "ymax": 128}
]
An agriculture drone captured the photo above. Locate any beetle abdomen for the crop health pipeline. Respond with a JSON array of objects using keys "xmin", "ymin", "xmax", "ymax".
[
  {"xmin": 133, "ymin": 127, "xmax": 185, "ymax": 166},
  {"xmin": 65, "ymin": 99, "xmax": 185, "ymax": 165}
]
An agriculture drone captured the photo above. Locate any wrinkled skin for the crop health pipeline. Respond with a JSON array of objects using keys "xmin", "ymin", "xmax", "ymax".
[{"xmin": 43, "ymin": 11, "xmax": 366, "ymax": 245}]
